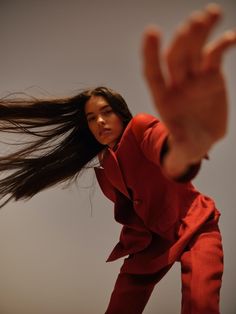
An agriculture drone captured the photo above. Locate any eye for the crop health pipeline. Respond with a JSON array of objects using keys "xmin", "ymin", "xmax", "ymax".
[
  {"xmin": 87, "ymin": 116, "xmax": 95, "ymax": 122},
  {"xmin": 102, "ymin": 108, "xmax": 113, "ymax": 115}
]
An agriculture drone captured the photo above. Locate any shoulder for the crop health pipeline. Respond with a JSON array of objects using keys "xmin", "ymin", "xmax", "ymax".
[
  {"xmin": 129, "ymin": 113, "xmax": 160, "ymax": 140},
  {"xmin": 131, "ymin": 113, "xmax": 159, "ymax": 125}
]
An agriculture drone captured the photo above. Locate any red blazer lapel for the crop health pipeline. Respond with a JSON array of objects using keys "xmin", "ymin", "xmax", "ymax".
[
  {"xmin": 94, "ymin": 167, "xmax": 116, "ymax": 203},
  {"xmin": 102, "ymin": 148, "xmax": 131, "ymax": 200}
]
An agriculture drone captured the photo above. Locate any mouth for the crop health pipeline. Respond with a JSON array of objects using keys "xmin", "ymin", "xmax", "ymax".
[{"xmin": 99, "ymin": 128, "xmax": 112, "ymax": 137}]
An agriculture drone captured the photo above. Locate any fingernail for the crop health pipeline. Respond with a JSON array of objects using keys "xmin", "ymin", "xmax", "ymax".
[{"xmin": 205, "ymin": 3, "xmax": 222, "ymax": 15}]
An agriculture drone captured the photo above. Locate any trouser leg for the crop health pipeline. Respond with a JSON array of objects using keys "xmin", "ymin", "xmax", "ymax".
[
  {"xmin": 105, "ymin": 262, "xmax": 173, "ymax": 314},
  {"xmin": 180, "ymin": 219, "xmax": 224, "ymax": 314}
]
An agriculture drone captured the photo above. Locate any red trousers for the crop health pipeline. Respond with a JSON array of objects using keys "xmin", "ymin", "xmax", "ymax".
[{"xmin": 105, "ymin": 218, "xmax": 223, "ymax": 314}]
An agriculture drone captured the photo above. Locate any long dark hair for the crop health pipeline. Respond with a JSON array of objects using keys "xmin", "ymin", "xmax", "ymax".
[{"xmin": 0, "ymin": 86, "xmax": 133, "ymax": 207}]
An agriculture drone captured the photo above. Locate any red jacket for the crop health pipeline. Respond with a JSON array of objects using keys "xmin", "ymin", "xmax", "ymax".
[{"xmin": 95, "ymin": 113, "xmax": 220, "ymax": 274}]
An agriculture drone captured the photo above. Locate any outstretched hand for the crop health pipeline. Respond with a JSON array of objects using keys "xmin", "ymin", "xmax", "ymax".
[{"xmin": 142, "ymin": 4, "xmax": 236, "ymax": 178}]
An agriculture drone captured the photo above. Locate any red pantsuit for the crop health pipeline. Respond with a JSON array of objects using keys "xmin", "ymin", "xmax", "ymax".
[
  {"xmin": 105, "ymin": 216, "xmax": 223, "ymax": 314},
  {"xmin": 95, "ymin": 114, "xmax": 223, "ymax": 313}
]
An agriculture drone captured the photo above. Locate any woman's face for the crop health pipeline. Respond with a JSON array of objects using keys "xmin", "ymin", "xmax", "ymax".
[{"xmin": 85, "ymin": 95, "xmax": 124, "ymax": 148}]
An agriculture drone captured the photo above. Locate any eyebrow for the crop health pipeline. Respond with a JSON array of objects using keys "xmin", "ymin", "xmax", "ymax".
[{"xmin": 86, "ymin": 105, "xmax": 111, "ymax": 117}]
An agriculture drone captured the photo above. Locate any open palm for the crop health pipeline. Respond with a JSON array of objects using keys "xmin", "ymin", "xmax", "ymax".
[{"xmin": 142, "ymin": 4, "xmax": 236, "ymax": 177}]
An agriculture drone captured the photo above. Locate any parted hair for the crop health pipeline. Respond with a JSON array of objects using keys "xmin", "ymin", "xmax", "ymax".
[{"xmin": 0, "ymin": 86, "xmax": 133, "ymax": 207}]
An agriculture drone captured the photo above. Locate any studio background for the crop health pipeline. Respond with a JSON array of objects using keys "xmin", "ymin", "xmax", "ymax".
[{"xmin": 0, "ymin": 0, "xmax": 235, "ymax": 313}]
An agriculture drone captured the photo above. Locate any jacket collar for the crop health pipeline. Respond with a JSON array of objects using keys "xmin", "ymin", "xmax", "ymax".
[{"xmin": 101, "ymin": 147, "xmax": 131, "ymax": 200}]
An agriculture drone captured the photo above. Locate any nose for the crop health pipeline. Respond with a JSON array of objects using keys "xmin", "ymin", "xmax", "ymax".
[{"xmin": 97, "ymin": 115, "xmax": 106, "ymax": 125}]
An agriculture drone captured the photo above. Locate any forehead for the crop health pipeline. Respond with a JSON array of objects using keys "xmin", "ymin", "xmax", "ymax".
[{"xmin": 85, "ymin": 95, "xmax": 109, "ymax": 114}]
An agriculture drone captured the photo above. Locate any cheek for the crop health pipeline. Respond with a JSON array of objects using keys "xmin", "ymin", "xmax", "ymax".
[{"xmin": 88, "ymin": 123, "xmax": 98, "ymax": 138}]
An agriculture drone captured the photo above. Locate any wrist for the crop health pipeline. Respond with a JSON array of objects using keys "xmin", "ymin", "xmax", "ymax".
[{"xmin": 162, "ymin": 135, "xmax": 202, "ymax": 179}]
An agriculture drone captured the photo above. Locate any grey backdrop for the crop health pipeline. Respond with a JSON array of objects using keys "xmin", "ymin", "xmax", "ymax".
[{"xmin": 0, "ymin": 0, "xmax": 235, "ymax": 313}]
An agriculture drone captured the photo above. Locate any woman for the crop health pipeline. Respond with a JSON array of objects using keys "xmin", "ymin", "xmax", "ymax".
[{"xmin": 0, "ymin": 4, "xmax": 235, "ymax": 314}]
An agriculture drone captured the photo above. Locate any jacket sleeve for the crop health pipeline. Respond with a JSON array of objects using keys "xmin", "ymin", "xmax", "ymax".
[{"xmin": 130, "ymin": 113, "xmax": 201, "ymax": 182}]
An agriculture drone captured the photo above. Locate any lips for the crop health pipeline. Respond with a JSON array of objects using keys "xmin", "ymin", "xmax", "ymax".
[{"xmin": 99, "ymin": 128, "xmax": 111, "ymax": 137}]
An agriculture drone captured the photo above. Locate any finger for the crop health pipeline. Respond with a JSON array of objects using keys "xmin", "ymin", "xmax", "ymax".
[
  {"xmin": 165, "ymin": 4, "xmax": 222, "ymax": 85},
  {"xmin": 142, "ymin": 27, "xmax": 167, "ymax": 103},
  {"xmin": 165, "ymin": 24, "xmax": 189, "ymax": 85},
  {"xmin": 203, "ymin": 30, "xmax": 236, "ymax": 70},
  {"xmin": 187, "ymin": 4, "xmax": 222, "ymax": 74}
]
